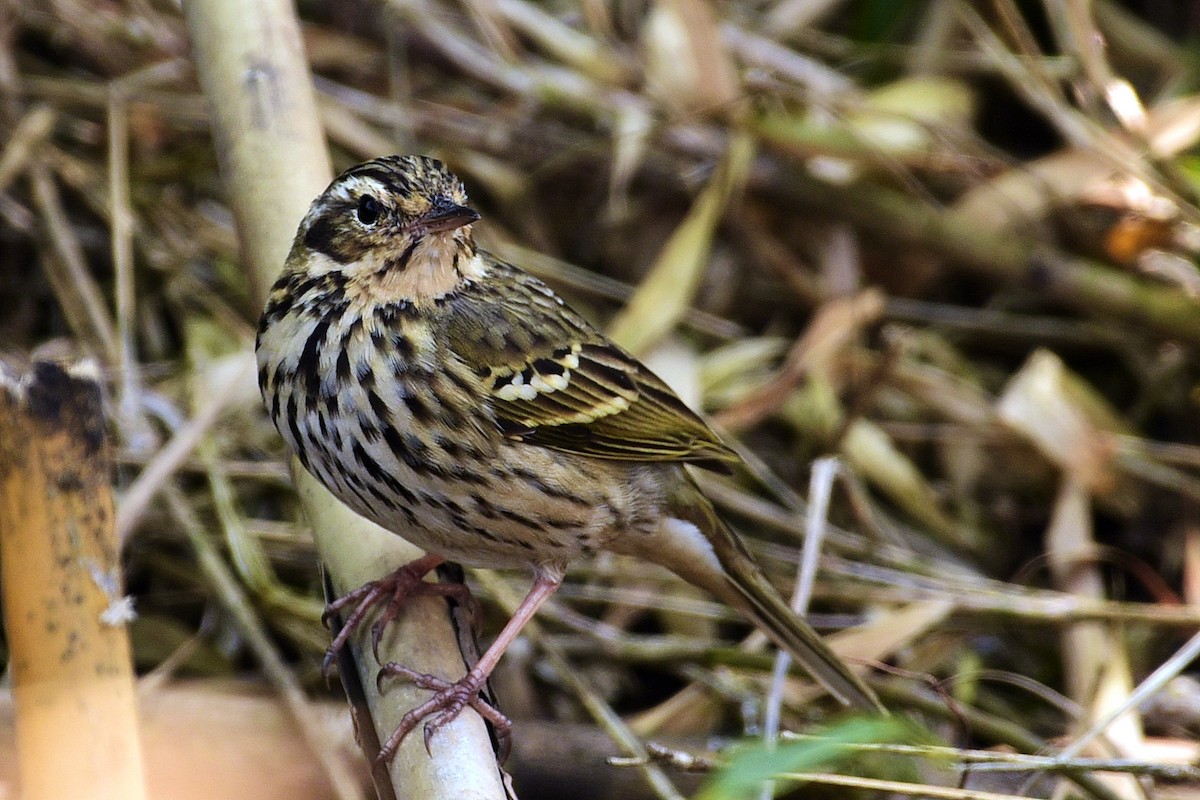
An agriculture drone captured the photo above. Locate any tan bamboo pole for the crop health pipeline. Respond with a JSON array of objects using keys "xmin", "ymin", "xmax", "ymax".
[
  {"xmin": 0, "ymin": 360, "xmax": 147, "ymax": 800},
  {"xmin": 182, "ymin": 1, "xmax": 510, "ymax": 796}
]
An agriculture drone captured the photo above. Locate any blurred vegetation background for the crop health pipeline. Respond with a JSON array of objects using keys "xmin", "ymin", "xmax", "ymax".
[{"xmin": 2, "ymin": 0, "xmax": 1200, "ymax": 798}]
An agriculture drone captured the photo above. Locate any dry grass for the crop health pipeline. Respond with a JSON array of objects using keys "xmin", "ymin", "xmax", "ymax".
[{"xmin": 2, "ymin": 1, "xmax": 1200, "ymax": 798}]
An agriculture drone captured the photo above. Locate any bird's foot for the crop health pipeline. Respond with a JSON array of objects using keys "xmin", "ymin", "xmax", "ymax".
[
  {"xmin": 376, "ymin": 664, "xmax": 512, "ymax": 761},
  {"xmin": 321, "ymin": 554, "xmax": 474, "ymax": 677}
]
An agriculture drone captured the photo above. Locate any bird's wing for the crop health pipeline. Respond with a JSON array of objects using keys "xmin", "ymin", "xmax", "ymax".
[{"xmin": 445, "ymin": 264, "xmax": 738, "ymax": 471}]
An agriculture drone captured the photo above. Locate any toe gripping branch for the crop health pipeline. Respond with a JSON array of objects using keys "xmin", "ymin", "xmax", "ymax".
[
  {"xmin": 323, "ymin": 552, "xmax": 511, "ymax": 761},
  {"xmin": 375, "ymin": 664, "xmax": 513, "ymax": 761},
  {"xmin": 321, "ymin": 552, "xmax": 473, "ymax": 678}
]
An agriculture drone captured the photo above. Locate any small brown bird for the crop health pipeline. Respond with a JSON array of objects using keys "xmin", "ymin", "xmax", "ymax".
[{"xmin": 256, "ymin": 155, "xmax": 882, "ymax": 757}]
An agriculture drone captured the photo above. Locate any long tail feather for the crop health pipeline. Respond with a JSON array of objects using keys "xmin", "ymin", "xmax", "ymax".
[
  {"xmin": 711, "ymin": 518, "xmax": 884, "ymax": 712},
  {"xmin": 655, "ymin": 479, "xmax": 885, "ymax": 713}
]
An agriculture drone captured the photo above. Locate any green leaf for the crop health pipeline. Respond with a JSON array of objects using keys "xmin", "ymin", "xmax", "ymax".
[{"xmin": 695, "ymin": 717, "xmax": 914, "ymax": 800}]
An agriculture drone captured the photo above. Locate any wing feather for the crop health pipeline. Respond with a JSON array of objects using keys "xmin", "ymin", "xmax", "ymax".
[{"xmin": 444, "ymin": 263, "xmax": 738, "ymax": 471}]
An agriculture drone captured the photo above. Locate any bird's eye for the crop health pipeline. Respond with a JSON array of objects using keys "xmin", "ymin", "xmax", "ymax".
[{"xmin": 356, "ymin": 195, "xmax": 382, "ymax": 226}]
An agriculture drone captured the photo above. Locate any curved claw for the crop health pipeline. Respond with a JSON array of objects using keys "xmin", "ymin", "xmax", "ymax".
[
  {"xmin": 320, "ymin": 553, "xmax": 456, "ymax": 679},
  {"xmin": 372, "ymin": 570, "xmax": 561, "ymax": 763},
  {"xmin": 374, "ymin": 664, "xmax": 510, "ymax": 762}
]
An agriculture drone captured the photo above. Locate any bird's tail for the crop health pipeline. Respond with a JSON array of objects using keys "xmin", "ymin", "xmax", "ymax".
[{"xmin": 653, "ymin": 478, "xmax": 885, "ymax": 713}]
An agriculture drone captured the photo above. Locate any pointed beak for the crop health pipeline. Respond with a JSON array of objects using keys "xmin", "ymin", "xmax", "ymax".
[{"xmin": 417, "ymin": 201, "xmax": 480, "ymax": 235}]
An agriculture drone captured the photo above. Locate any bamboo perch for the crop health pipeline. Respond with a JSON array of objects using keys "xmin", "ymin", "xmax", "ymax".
[
  {"xmin": 182, "ymin": 0, "xmax": 511, "ymax": 796},
  {"xmin": 0, "ymin": 359, "xmax": 147, "ymax": 800}
]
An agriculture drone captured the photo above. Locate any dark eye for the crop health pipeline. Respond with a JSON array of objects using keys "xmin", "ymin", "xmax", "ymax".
[{"xmin": 356, "ymin": 195, "xmax": 382, "ymax": 226}]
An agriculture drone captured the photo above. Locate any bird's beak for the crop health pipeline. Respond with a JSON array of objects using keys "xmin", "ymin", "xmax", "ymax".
[{"xmin": 417, "ymin": 202, "xmax": 481, "ymax": 235}]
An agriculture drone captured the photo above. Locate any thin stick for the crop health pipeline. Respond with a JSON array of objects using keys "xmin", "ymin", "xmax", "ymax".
[
  {"xmin": 114, "ymin": 356, "xmax": 253, "ymax": 543},
  {"xmin": 28, "ymin": 161, "xmax": 119, "ymax": 361}
]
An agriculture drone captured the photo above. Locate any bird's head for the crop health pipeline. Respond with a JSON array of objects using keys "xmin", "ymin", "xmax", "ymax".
[{"xmin": 286, "ymin": 155, "xmax": 485, "ymax": 306}]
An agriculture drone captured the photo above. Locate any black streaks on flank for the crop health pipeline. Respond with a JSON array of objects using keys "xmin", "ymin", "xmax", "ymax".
[
  {"xmin": 285, "ymin": 393, "xmax": 302, "ymax": 446},
  {"xmin": 498, "ymin": 506, "xmax": 545, "ymax": 532},
  {"xmin": 298, "ymin": 315, "xmax": 332, "ymax": 400},
  {"xmin": 405, "ymin": 432, "xmax": 443, "ymax": 475},
  {"xmin": 357, "ymin": 413, "xmax": 381, "ymax": 443},
  {"xmin": 394, "ymin": 332, "xmax": 415, "ymax": 361},
  {"xmin": 285, "ymin": 394, "xmax": 310, "ymax": 469},
  {"xmin": 266, "ymin": 272, "xmax": 292, "ymax": 298},
  {"xmin": 342, "ymin": 475, "xmax": 380, "ymax": 518},
  {"xmin": 471, "ymin": 526, "xmax": 501, "ymax": 543},
  {"xmin": 270, "ymin": 383, "xmax": 283, "ymax": 423},
  {"xmin": 322, "ymin": 392, "xmax": 339, "ymax": 417},
  {"xmin": 352, "ymin": 440, "xmax": 418, "ymax": 507},
  {"xmin": 352, "ymin": 441, "xmax": 388, "ymax": 488},
  {"xmin": 335, "ymin": 347, "xmax": 351, "ymax": 383},
  {"xmin": 444, "ymin": 367, "xmax": 477, "ymax": 400},
  {"xmin": 430, "ymin": 494, "xmax": 464, "ymax": 514},
  {"xmin": 449, "ymin": 465, "xmax": 489, "ymax": 485},
  {"xmin": 511, "ymin": 467, "xmax": 591, "ymax": 506},
  {"xmin": 471, "ymin": 493, "xmax": 498, "ymax": 519},
  {"xmin": 356, "ymin": 358, "xmax": 375, "ymax": 388},
  {"xmin": 437, "ymin": 403, "xmax": 467, "ymax": 431},
  {"xmin": 366, "ymin": 389, "xmax": 389, "ymax": 422},
  {"xmin": 388, "ymin": 476, "xmax": 418, "ymax": 507},
  {"xmin": 370, "ymin": 327, "xmax": 389, "ymax": 352},
  {"xmin": 402, "ymin": 390, "xmax": 435, "ymax": 424},
  {"xmin": 418, "ymin": 491, "xmax": 457, "ymax": 518},
  {"xmin": 381, "ymin": 423, "xmax": 443, "ymax": 476}
]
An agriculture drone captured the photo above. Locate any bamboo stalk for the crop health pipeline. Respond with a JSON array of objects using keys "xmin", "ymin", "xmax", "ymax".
[
  {"xmin": 0, "ymin": 359, "xmax": 147, "ymax": 800},
  {"xmin": 182, "ymin": 0, "xmax": 511, "ymax": 796}
]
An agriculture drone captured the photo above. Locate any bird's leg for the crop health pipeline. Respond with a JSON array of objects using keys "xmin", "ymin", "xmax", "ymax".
[
  {"xmin": 322, "ymin": 552, "xmax": 475, "ymax": 675},
  {"xmin": 375, "ymin": 571, "xmax": 562, "ymax": 761}
]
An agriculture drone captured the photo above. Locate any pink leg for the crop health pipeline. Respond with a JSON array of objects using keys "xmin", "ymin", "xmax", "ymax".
[
  {"xmin": 322, "ymin": 553, "xmax": 475, "ymax": 675},
  {"xmin": 376, "ymin": 571, "xmax": 563, "ymax": 761}
]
